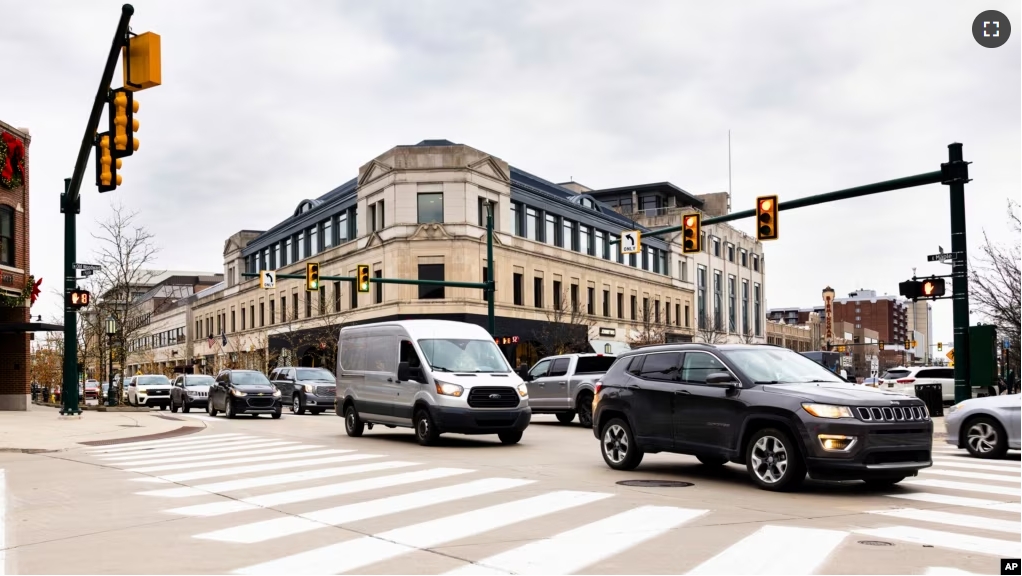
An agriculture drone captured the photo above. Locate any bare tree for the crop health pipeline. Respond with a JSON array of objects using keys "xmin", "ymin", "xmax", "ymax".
[
  {"xmin": 537, "ymin": 286, "xmax": 595, "ymax": 356},
  {"xmin": 90, "ymin": 202, "xmax": 161, "ymax": 403},
  {"xmin": 269, "ymin": 295, "xmax": 309, "ymax": 369},
  {"xmin": 629, "ymin": 300, "xmax": 668, "ymax": 347},
  {"xmin": 696, "ymin": 312, "xmax": 727, "ymax": 344},
  {"xmin": 299, "ymin": 294, "xmax": 350, "ymax": 370},
  {"xmin": 970, "ymin": 199, "xmax": 1020, "ymax": 376}
]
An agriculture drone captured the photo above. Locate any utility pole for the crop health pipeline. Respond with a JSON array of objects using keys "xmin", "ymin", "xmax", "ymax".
[{"xmin": 943, "ymin": 143, "xmax": 972, "ymax": 403}]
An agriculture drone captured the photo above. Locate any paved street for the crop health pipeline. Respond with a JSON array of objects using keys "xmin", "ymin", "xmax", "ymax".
[{"xmin": 1, "ymin": 412, "xmax": 1018, "ymax": 575}]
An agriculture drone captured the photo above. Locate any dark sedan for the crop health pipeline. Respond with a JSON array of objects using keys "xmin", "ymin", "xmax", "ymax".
[{"xmin": 208, "ymin": 370, "xmax": 282, "ymax": 419}]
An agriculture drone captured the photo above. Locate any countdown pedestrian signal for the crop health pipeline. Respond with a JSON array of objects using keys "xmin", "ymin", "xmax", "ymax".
[
  {"xmin": 756, "ymin": 195, "xmax": 779, "ymax": 241},
  {"xmin": 682, "ymin": 213, "xmax": 701, "ymax": 253},
  {"xmin": 67, "ymin": 289, "xmax": 91, "ymax": 309}
]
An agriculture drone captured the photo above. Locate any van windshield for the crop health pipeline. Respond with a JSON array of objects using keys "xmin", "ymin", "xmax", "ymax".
[{"xmin": 417, "ymin": 339, "xmax": 511, "ymax": 373}]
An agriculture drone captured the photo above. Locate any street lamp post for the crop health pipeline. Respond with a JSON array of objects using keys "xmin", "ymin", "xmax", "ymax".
[{"xmin": 106, "ymin": 315, "xmax": 117, "ymax": 406}]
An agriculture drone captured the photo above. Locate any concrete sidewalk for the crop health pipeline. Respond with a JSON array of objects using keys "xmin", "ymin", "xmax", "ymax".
[{"xmin": 0, "ymin": 403, "xmax": 208, "ymax": 452}]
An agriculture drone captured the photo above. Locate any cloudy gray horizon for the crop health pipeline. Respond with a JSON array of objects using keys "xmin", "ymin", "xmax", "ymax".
[{"xmin": 4, "ymin": 0, "xmax": 1019, "ymax": 347}]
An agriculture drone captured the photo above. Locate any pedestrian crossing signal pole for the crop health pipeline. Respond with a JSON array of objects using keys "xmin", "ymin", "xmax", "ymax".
[
  {"xmin": 486, "ymin": 201, "xmax": 495, "ymax": 336},
  {"xmin": 942, "ymin": 143, "xmax": 972, "ymax": 403}
]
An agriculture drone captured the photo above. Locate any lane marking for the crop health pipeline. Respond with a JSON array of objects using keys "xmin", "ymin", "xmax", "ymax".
[
  {"xmin": 867, "ymin": 507, "xmax": 1021, "ymax": 534},
  {"xmin": 923, "ymin": 469, "xmax": 1021, "ymax": 483},
  {"xmin": 173, "ymin": 468, "xmax": 473, "ymax": 518},
  {"xmin": 100, "ymin": 440, "xmax": 299, "ymax": 461},
  {"xmin": 888, "ymin": 492, "xmax": 1021, "ymax": 513},
  {"xmin": 931, "ymin": 459, "xmax": 1022, "ymax": 473},
  {"xmin": 233, "ymin": 489, "xmax": 608, "ymax": 575},
  {"xmin": 84, "ymin": 433, "xmax": 249, "ymax": 453},
  {"xmin": 197, "ymin": 476, "xmax": 528, "ymax": 543},
  {"xmin": 903, "ymin": 479, "xmax": 1021, "ymax": 496},
  {"xmin": 853, "ymin": 526, "xmax": 1021, "ymax": 557},
  {"xmin": 137, "ymin": 461, "xmax": 419, "ymax": 498},
  {"xmin": 110, "ymin": 444, "xmax": 316, "ymax": 467},
  {"xmin": 124, "ymin": 449, "xmax": 352, "ymax": 473},
  {"xmin": 687, "ymin": 525, "xmax": 847, "ymax": 575},
  {"xmin": 129, "ymin": 453, "xmax": 384, "ymax": 483},
  {"xmin": 932, "ymin": 456, "xmax": 1021, "ymax": 468},
  {"xmin": 445, "ymin": 506, "xmax": 707, "ymax": 575}
]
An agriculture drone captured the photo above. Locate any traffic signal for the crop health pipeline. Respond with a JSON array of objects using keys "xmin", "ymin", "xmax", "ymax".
[
  {"xmin": 756, "ymin": 195, "xmax": 778, "ymax": 241},
  {"xmin": 67, "ymin": 289, "xmax": 91, "ymax": 309},
  {"xmin": 94, "ymin": 132, "xmax": 121, "ymax": 192},
  {"xmin": 904, "ymin": 340, "xmax": 911, "ymax": 349},
  {"xmin": 682, "ymin": 213, "xmax": 701, "ymax": 253},
  {"xmin": 109, "ymin": 88, "xmax": 139, "ymax": 158},
  {"xmin": 900, "ymin": 277, "xmax": 945, "ymax": 300},
  {"xmin": 937, "ymin": 342, "xmax": 942, "ymax": 352},
  {"xmin": 878, "ymin": 340, "xmax": 885, "ymax": 351},
  {"xmin": 356, "ymin": 264, "xmax": 370, "ymax": 293},
  {"xmin": 306, "ymin": 262, "xmax": 320, "ymax": 292},
  {"xmin": 920, "ymin": 278, "xmax": 945, "ymax": 298}
]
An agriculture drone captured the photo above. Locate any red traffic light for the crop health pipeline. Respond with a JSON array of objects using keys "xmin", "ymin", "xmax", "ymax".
[{"xmin": 759, "ymin": 198, "xmax": 773, "ymax": 212}]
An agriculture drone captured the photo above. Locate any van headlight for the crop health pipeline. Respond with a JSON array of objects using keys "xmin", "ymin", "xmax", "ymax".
[
  {"xmin": 435, "ymin": 382, "xmax": 463, "ymax": 397},
  {"xmin": 517, "ymin": 383, "xmax": 528, "ymax": 397},
  {"xmin": 802, "ymin": 403, "xmax": 853, "ymax": 419}
]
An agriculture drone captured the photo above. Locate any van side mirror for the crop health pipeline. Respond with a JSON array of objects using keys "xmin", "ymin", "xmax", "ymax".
[
  {"xmin": 706, "ymin": 372, "xmax": 736, "ymax": 386},
  {"xmin": 398, "ymin": 362, "xmax": 421, "ymax": 383},
  {"xmin": 518, "ymin": 364, "xmax": 532, "ymax": 381}
]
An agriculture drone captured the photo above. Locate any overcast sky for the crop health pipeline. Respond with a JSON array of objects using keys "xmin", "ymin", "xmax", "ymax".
[{"xmin": 4, "ymin": 0, "xmax": 1019, "ymax": 347}]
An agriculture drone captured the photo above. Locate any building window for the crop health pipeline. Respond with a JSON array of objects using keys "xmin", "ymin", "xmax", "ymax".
[
  {"xmin": 319, "ymin": 288, "xmax": 326, "ymax": 315},
  {"xmin": 333, "ymin": 282, "xmax": 341, "ymax": 313},
  {"xmin": 728, "ymin": 275, "xmax": 736, "ymax": 332},
  {"xmin": 617, "ymin": 292, "xmax": 624, "ymax": 319},
  {"xmin": 681, "ymin": 260, "xmax": 688, "ymax": 282},
  {"xmin": 304, "ymin": 295, "xmax": 311, "ymax": 318},
  {"xmin": 521, "ymin": 207, "xmax": 536, "ymax": 240},
  {"xmin": 292, "ymin": 294, "xmax": 298, "ymax": 320},
  {"xmin": 603, "ymin": 290, "xmax": 610, "ymax": 317},
  {"xmin": 727, "ymin": 244, "xmax": 735, "ymax": 262},
  {"xmin": 350, "ymin": 281, "xmax": 358, "ymax": 309},
  {"xmin": 272, "ymin": 244, "xmax": 279, "ymax": 270},
  {"xmin": 323, "ymin": 220, "xmax": 333, "ymax": 249},
  {"xmin": 309, "ymin": 226, "xmax": 319, "ymax": 256},
  {"xmin": 630, "ymin": 295, "xmax": 637, "ymax": 320},
  {"xmin": 683, "ymin": 304, "xmax": 688, "ymax": 327},
  {"xmin": 753, "ymin": 255, "xmax": 760, "ymax": 272},
  {"xmin": 660, "ymin": 251, "xmax": 668, "ymax": 276},
  {"xmin": 697, "ymin": 265, "xmax": 707, "ymax": 329},
  {"xmin": 742, "ymin": 279, "xmax": 750, "ymax": 335},
  {"xmin": 545, "ymin": 214, "xmax": 556, "ymax": 245},
  {"xmin": 417, "ymin": 194, "xmax": 442, "ymax": 224},
  {"xmin": 297, "ymin": 231, "xmax": 305, "ymax": 261},
  {"xmin": 580, "ymin": 224, "xmax": 592, "ymax": 255},
  {"xmin": 741, "ymin": 249, "xmax": 748, "ymax": 267},
  {"xmin": 553, "ymin": 281, "xmax": 562, "ymax": 310},
  {"xmin": 513, "ymin": 273, "xmax": 524, "ymax": 306},
  {"xmin": 418, "ymin": 264, "xmax": 445, "ymax": 299},
  {"xmin": 712, "ymin": 237, "xmax": 721, "ymax": 258},
  {"xmin": 511, "ymin": 203, "xmax": 521, "ymax": 236},
  {"xmin": 642, "ymin": 246, "xmax": 649, "ymax": 271},
  {"xmin": 666, "ymin": 301, "xmax": 671, "ymax": 325},
  {"xmin": 374, "ymin": 270, "xmax": 383, "ymax": 304},
  {"xmin": 231, "ymin": 310, "xmax": 236, "ymax": 332},
  {"xmin": 268, "ymin": 300, "xmax": 275, "ymax": 325},
  {"xmin": 338, "ymin": 213, "xmax": 349, "ymax": 242},
  {"xmin": 700, "ymin": 232, "xmax": 707, "ymax": 253},
  {"xmin": 561, "ymin": 217, "xmax": 573, "ymax": 249},
  {"xmin": 241, "ymin": 308, "xmax": 246, "ymax": 330},
  {"xmin": 596, "ymin": 230, "xmax": 607, "ymax": 259},
  {"xmin": 587, "ymin": 287, "xmax": 595, "ymax": 315},
  {"xmin": 654, "ymin": 299, "xmax": 661, "ymax": 323},
  {"xmin": 754, "ymin": 283, "xmax": 762, "ymax": 336},
  {"xmin": 283, "ymin": 238, "xmax": 291, "ymax": 267},
  {"xmin": 534, "ymin": 277, "xmax": 543, "ymax": 308},
  {"xmin": 611, "ymin": 235, "xmax": 619, "ymax": 263}
]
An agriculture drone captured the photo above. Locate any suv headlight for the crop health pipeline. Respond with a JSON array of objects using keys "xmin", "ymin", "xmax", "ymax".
[
  {"xmin": 304, "ymin": 384, "xmax": 315, "ymax": 393},
  {"xmin": 230, "ymin": 388, "xmax": 247, "ymax": 397},
  {"xmin": 137, "ymin": 387, "xmax": 147, "ymax": 394},
  {"xmin": 517, "ymin": 383, "xmax": 528, "ymax": 397},
  {"xmin": 802, "ymin": 403, "xmax": 853, "ymax": 419},
  {"xmin": 435, "ymin": 382, "xmax": 463, "ymax": 397},
  {"xmin": 273, "ymin": 389, "xmax": 282, "ymax": 397}
]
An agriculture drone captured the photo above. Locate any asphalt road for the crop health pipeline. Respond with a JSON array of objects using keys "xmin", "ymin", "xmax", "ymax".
[{"xmin": 2, "ymin": 410, "xmax": 1019, "ymax": 575}]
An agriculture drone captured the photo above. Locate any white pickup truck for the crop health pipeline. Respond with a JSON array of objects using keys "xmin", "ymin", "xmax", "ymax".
[{"xmin": 519, "ymin": 353, "xmax": 617, "ymax": 428}]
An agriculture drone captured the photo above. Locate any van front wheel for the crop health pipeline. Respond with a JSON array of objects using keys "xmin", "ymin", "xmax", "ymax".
[{"xmin": 414, "ymin": 409, "xmax": 440, "ymax": 446}]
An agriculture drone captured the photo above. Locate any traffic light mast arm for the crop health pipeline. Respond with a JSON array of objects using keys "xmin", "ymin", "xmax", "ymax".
[{"xmin": 610, "ymin": 169, "xmax": 945, "ymax": 244}]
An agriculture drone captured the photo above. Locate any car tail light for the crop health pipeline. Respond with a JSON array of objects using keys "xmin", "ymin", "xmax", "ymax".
[
  {"xmin": 896, "ymin": 378, "xmax": 916, "ymax": 384},
  {"xmin": 595, "ymin": 382, "xmax": 603, "ymax": 394}
]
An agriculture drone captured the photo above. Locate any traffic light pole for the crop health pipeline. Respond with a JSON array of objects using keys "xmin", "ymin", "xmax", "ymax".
[
  {"xmin": 486, "ymin": 203, "xmax": 495, "ymax": 336},
  {"xmin": 944, "ymin": 143, "xmax": 971, "ymax": 403},
  {"xmin": 60, "ymin": 4, "xmax": 135, "ymax": 416}
]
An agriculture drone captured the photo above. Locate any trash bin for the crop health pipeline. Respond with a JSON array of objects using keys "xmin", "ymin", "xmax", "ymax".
[{"xmin": 914, "ymin": 383, "xmax": 943, "ymax": 417}]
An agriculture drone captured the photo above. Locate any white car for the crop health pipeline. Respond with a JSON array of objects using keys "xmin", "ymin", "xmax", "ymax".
[
  {"xmin": 881, "ymin": 366, "xmax": 984, "ymax": 403},
  {"xmin": 128, "ymin": 374, "xmax": 173, "ymax": 409},
  {"xmin": 945, "ymin": 393, "xmax": 1021, "ymax": 458}
]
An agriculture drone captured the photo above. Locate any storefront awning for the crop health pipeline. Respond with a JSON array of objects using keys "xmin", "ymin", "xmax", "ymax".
[
  {"xmin": 0, "ymin": 322, "xmax": 64, "ymax": 333},
  {"xmin": 590, "ymin": 339, "xmax": 631, "ymax": 355}
]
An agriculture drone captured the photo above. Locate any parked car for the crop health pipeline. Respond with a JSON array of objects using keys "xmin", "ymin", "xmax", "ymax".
[
  {"xmin": 170, "ymin": 374, "xmax": 216, "ymax": 413},
  {"xmin": 208, "ymin": 369, "xmax": 282, "ymax": 418},
  {"xmin": 84, "ymin": 379, "xmax": 100, "ymax": 401},
  {"xmin": 520, "ymin": 353, "xmax": 615, "ymax": 427},
  {"xmin": 944, "ymin": 393, "xmax": 1021, "ymax": 459},
  {"xmin": 593, "ymin": 343, "xmax": 932, "ymax": 492},
  {"xmin": 880, "ymin": 366, "xmax": 984, "ymax": 403},
  {"xmin": 338, "ymin": 320, "xmax": 531, "ymax": 446},
  {"xmin": 127, "ymin": 374, "xmax": 173, "ymax": 409},
  {"xmin": 270, "ymin": 366, "xmax": 336, "ymax": 415}
]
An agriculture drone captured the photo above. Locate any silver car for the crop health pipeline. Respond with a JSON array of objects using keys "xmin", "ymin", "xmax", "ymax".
[{"xmin": 945, "ymin": 393, "xmax": 1021, "ymax": 458}]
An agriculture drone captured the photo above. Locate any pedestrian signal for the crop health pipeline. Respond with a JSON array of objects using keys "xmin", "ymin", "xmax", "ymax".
[{"xmin": 67, "ymin": 289, "xmax": 91, "ymax": 309}]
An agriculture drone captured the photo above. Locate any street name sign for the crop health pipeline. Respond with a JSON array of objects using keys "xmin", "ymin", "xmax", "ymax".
[
  {"xmin": 73, "ymin": 263, "xmax": 101, "ymax": 271},
  {"xmin": 926, "ymin": 251, "xmax": 962, "ymax": 262},
  {"xmin": 620, "ymin": 231, "xmax": 641, "ymax": 254}
]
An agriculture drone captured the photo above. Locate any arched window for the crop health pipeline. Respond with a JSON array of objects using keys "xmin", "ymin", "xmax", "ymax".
[{"xmin": 0, "ymin": 205, "xmax": 13, "ymax": 266}]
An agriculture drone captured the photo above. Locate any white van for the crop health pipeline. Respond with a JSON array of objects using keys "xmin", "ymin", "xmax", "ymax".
[{"xmin": 336, "ymin": 320, "xmax": 531, "ymax": 445}]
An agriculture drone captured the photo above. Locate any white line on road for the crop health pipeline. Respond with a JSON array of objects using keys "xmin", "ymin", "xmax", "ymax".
[
  {"xmin": 924, "ymin": 469, "xmax": 1022, "ymax": 482},
  {"xmin": 173, "ymin": 467, "xmax": 473, "ymax": 518},
  {"xmin": 686, "ymin": 525, "xmax": 847, "ymax": 575},
  {"xmin": 904, "ymin": 479, "xmax": 1021, "ymax": 496},
  {"xmin": 853, "ymin": 526, "xmax": 1022, "ymax": 557},
  {"xmin": 129, "ymin": 453, "xmax": 384, "ymax": 483},
  {"xmin": 85, "ymin": 433, "xmax": 249, "ymax": 453},
  {"xmin": 931, "ymin": 459, "xmax": 1022, "ymax": 472},
  {"xmin": 137, "ymin": 461, "xmax": 420, "ymax": 498},
  {"xmin": 867, "ymin": 507, "xmax": 1021, "ymax": 534},
  {"xmin": 233, "ymin": 489, "xmax": 608, "ymax": 575},
  {"xmin": 932, "ymin": 456, "xmax": 1021, "ymax": 468},
  {"xmin": 888, "ymin": 492, "xmax": 1022, "ymax": 513},
  {"xmin": 124, "ymin": 449, "xmax": 352, "ymax": 473},
  {"xmin": 198, "ymin": 476, "xmax": 531, "ymax": 543},
  {"xmin": 445, "ymin": 506, "xmax": 708, "ymax": 575},
  {"xmin": 110, "ymin": 444, "xmax": 316, "ymax": 467},
  {"xmin": 100, "ymin": 440, "xmax": 298, "ymax": 461}
]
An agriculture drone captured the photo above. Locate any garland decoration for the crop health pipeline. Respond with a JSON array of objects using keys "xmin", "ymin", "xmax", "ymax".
[
  {"xmin": 0, "ymin": 275, "xmax": 34, "ymax": 308},
  {"xmin": 0, "ymin": 131, "xmax": 26, "ymax": 189}
]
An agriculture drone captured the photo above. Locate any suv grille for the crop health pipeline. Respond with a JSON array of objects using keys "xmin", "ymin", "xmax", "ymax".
[
  {"xmin": 315, "ymin": 386, "xmax": 336, "ymax": 396},
  {"xmin": 856, "ymin": 405, "xmax": 928, "ymax": 422},
  {"xmin": 467, "ymin": 386, "xmax": 520, "ymax": 408}
]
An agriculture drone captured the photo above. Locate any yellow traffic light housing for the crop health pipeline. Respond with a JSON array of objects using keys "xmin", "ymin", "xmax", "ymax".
[
  {"xmin": 937, "ymin": 342, "xmax": 942, "ymax": 352},
  {"xmin": 357, "ymin": 265, "xmax": 370, "ymax": 293},
  {"xmin": 122, "ymin": 32, "xmax": 162, "ymax": 92},
  {"xmin": 756, "ymin": 195, "xmax": 779, "ymax": 241},
  {"xmin": 109, "ymin": 88, "xmax": 139, "ymax": 157},
  {"xmin": 95, "ymin": 132, "xmax": 121, "ymax": 192},
  {"xmin": 878, "ymin": 340, "xmax": 885, "ymax": 351},
  {"xmin": 306, "ymin": 262, "xmax": 320, "ymax": 292},
  {"xmin": 682, "ymin": 213, "xmax": 701, "ymax": 253}
]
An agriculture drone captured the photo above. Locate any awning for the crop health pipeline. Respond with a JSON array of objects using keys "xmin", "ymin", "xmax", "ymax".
[
  {"xmin": 589, "ymin": 339, "xmax": 631, "ymax": 355},
  {"xmin": 0, "ymin": 322, "xmax": 65, "ymax": 333}
]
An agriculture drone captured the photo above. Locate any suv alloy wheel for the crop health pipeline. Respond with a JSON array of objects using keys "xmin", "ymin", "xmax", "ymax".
[
  {"xmin": 745, "ymin": 428, "xmax": 805, "ymax": 491},
  {"xmin": 600, "ymin": 418, "xmax": 643, "ymax": 470}
]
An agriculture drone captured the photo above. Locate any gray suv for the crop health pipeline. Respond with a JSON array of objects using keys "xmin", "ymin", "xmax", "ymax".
[
  {"xmin": 270, "ymin": 367, "xmax": 336, "ymax": 415},
  {"xmin": 593, "ymin": 343, "xmax": 933, "ymax": 491}
]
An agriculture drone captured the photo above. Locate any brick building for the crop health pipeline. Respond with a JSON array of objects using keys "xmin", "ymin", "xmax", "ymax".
[
  {"xmin": 0, "ymin": 121, "xmax": 32, "ymax": 410},
  {"xmin": 831, "ymin": 289, "xmax": 909, "ymax": 345}
]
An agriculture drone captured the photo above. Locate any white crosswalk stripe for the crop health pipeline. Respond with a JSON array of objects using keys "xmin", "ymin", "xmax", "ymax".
[
  {"xmin": 903, "ymin": 478, "xmax": 1020, "ymax": 496},
  {"xmin": 867, "ymin": 507, "xmax": 1020, "ymax": 534},
  {"xmin": 111, "ymin": 444, "xmax": 316, "ymax": 467},
  {"xmin": 171, "ymin": 468, "xmax": 474, "ymax": 518},
  {"xmin": 932, "ymin": 454, "xmax": 1020, "ymax": 467},
  {"xmin": 686, "ymin": 525, "xmax": 847, "ymax": 575},
  {"xmin": 233, "ymin": 490, "xmax": 610, "ymax": 575},
  {"xmin": 853, "ymin": 526, "xmax": 1021, "ymax": 557},
  {"xmin": 86, "ymin": 433, "xmax": 250, "ymax": 453},
  {"xmin": 129, "ymin": 453, "xmax": 385, "ymax": 483},
  {"xmin": 101, "ymin": 440, "xmax": 300, "ymax": 461},
  {"xmin": 888, "ymin": 491, "xmax": 1022, "ymax": 513},
  {"xmin": 922, "ymin": 468, "xmax": 1021, "ymax": 482},
  {"xmin": 930, "ymin": 458, "xmax": 1022, "ymax": 472},
  {"xmin": 125, "ymin": 449, "xmax": 354, "ymax": 473}
]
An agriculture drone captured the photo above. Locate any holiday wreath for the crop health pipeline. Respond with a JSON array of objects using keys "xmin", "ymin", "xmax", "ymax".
[{"xmin": 0, "ymin": 130, "xmax": 26, "ymax": 189}]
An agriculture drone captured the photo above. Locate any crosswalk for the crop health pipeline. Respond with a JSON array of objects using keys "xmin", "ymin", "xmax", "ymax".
[{"xmin": 82, "ymin": 432, "xmax": 1021, "ymax": 575}]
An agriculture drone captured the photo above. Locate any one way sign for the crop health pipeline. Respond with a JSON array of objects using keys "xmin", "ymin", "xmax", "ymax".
[{"xmin": 621, "ymin": 230, "xmax": 641, "ymax": 254}]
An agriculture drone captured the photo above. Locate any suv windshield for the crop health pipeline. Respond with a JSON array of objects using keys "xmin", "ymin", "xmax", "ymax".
[
  {"xmin": 575, "ymin": 356, "xmax": 616, "ymax": 374},
  {"xmin": 184, "ymin": 375, "xmax": 215, "ymax": 386},
  {"xmin": 231, "ymin": 372, "xmax": 271, "ymax": 386},
  {"xmin": 297, "ymin": 368, "xmax": 335, "ymax": 381},
  {"xmin": 418, "ymin": 339, "xmax": 511, "ymax": 373},
  {"xmin": 721, "ymin": 348, "xmax": 846, "ymax": 384},
  {"xmin": 136, "ymin": 375, "xmax": 170, "ymax": 386}
]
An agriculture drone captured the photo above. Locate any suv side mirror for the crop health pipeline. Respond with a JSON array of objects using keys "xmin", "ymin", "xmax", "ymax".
[
  {"xmin": 518, "ymin": 364, "xmax": 532, "ymax": 381},
  {"xmin": 706, "ymin": 372, "xmax": 737, "ymax": 386}
]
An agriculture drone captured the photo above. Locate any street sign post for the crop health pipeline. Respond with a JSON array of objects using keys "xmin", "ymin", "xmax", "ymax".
[{"xmin": 620, "ymin": 231, "xmax": 641, "ymax": 254}]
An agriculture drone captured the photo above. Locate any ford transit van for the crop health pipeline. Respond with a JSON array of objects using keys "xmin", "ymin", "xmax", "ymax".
[{"xmin": 337, "ymin": 320, "xmax": 531, "ymax": 445}]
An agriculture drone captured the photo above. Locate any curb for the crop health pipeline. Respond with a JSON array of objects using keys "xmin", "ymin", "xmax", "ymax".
[{"xmin": 78, "ymin": 425, "xmax": 204, "ymax": 446}]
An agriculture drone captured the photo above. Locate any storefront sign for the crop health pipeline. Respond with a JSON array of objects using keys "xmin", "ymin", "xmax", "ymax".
[
  {"xmin": 1, "ymin": 274, "xmax": 13, "ymax": 285},
  {"xmin": 495, "ymin": 336, "xmax": 520, "ymax": 345},
  {"xmin": 824, "ymin": 294, "xmax": 833, "ymax": 340},
  {"xmin": 599, "ymin": 328, "xmax": 616, "ymax": 337}
]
